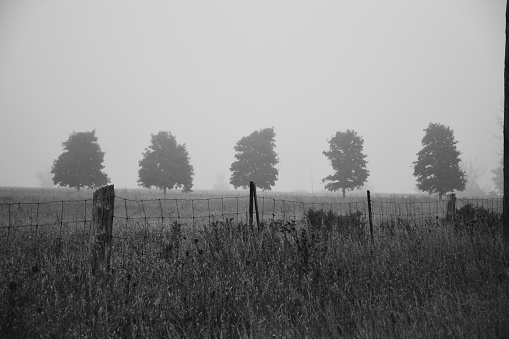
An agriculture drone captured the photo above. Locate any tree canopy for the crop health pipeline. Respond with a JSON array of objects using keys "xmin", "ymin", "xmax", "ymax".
[
  {"xmin": 413, "ymin": 122, "xmax": 466, "ymax": 199},
  {"xmin": 322, "ymin": 129, "xmax": 369, "ymax": 198},
  {"xmin": 230, "ymin": 127, "xmax": 279, "ymax": 191},
  {"xmin": 138, "ymin": 131, "xmax": 194, "ymax": 193},
  {"xmin": 51, "ymin": 130, "xmax": 109, "ymax": 191}
]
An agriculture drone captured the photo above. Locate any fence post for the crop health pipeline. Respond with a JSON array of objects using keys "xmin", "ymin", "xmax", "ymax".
[
  {"xmin": 249, "ymin": 181, "xmax": 254, "ymax": 230},
  {"xmin": 91, "ymin": 185, "xmax": 115, "ymax": 276},
  {"xmin": 446, "ymin": 193, "xmax": 456, "ymax": 222},
  {"xmin": 252, "ymin": 182, "xmax": 260, "ymax": 230},
  {"xmin": 367, "ymin": 190, "xmax": 374, "ymax": 243}
]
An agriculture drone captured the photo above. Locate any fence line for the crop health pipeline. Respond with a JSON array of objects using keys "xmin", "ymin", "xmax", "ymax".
[
  {"xmin": 1, "ymin": 190, "xmax": 503, "ymax": 276},
  {"xmin": 0, "ymin": 193, "xmax": 502, "ymax": 241}
]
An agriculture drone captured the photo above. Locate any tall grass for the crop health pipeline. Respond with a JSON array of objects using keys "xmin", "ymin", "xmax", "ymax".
[{"xmin": 1, "ymin": 206, "xmax": 507, "ymax": 338}]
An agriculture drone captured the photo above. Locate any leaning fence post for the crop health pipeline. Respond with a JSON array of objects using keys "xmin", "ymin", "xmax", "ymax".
[
  {"xmin": 367, "ymin": 190, "xmax": 374, "ymax": 243},
  {"xmin": 252, "ymin": 182, "xmax": 260, "ymax": 230},
  {"xmin": 446, "ymin": 193, "xmax": 456, "ymax": 222},
  {"xmin": 91, "ymin": 185, "xmax": 115, "ymax": 276},
  {"xmin": 249, "ymin": 181, "xmax": 254, "ymax": 231}
]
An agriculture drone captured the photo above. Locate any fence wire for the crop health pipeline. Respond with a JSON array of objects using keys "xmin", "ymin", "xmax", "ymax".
[
  {"xmin": 370, "ymin": 198, "xmax": 503, "ymax": 228},
  {"xmin": 0, "ymin": 195, "xmax": 503, "ymax": 234},
  {"xmin": 0, "ymin": 194, "xmax": 503, "ymax": 267}
]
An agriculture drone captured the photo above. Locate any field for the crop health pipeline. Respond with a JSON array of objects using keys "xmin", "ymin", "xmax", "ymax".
[{"xmin": 1, "ymin": 187, "xmax": 508, "ymax": 338}]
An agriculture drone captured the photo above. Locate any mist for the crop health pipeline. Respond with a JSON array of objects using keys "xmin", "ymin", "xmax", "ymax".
[{"xmin": 0, "ymin": 0, "xmax": 504, "ymax": 194}]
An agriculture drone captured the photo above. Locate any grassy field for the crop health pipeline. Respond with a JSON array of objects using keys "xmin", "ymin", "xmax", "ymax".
[{"xmin": 1, "ymin": 187, "xmax": 508, "ymax": 338}]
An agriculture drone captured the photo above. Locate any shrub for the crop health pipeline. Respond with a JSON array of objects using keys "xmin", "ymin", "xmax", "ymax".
[
  {"xmin": 454, "ymin": 204, "xmax": 501, "ymax": 235},
  {"xmin": 305, "ymin": 208, "xmax": 366, "ymax": 239}
]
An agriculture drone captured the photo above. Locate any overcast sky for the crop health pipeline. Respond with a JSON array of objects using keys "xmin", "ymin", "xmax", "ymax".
[{"xmin": 0, "ymin": 0, "xmax": 505, "ymax": 193}]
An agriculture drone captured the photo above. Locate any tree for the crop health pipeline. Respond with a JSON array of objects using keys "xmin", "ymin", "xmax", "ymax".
[
  {"xmin": 230, "ymin": 127, "xmax": 279, "ymax": 191},
  {"xmin": 413, "ymin": 122, "xmax": 466, "ymax": 199},
  {"xmin": 492, "ymin": 115, "xmax": 503, "ymax": 196},
  {"xmin": 492, "ymin": 159, "xmax": 503, "ymax": 196},
  {"xmin": 36, "ymin": 165, "xmax": 56, "ymax": 188},
  {"xmin": 138, "ymin": 131, "xmax": 194, "ymax": 194},
  {"xmin": 51, "ymin": 130, "xmax": 109, "ymax": 191},
  {"xmin": 212, "ymin": 171, "xmax": 230, "ymax": 191},
  {"xmin": 458, "ymin": 160, "xmax": 486, "ymax": 197},
  {"xmin": 322, "ymin": 129, "xmax": 369, "ymax": 198}
]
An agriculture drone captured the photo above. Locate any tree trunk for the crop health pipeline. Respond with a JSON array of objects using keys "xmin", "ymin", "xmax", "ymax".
[
  {"xmin": 504, "ymin": 0, "xmax": 509, "ymax": 268},
  {"xmin": 163, "ymin": 187, "xmax": 167, "ymax": 196},
  {"xmin": 342, "ymin": 188, "xmax": 346, "ymax": 199}
]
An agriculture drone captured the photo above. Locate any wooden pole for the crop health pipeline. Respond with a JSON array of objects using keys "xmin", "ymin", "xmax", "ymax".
[
  {"xmin": 253, "ymin": 182, "xmax": 260, "ymax": 230},
  {"xmin": 249, "ymin": 181, "xmax": 254, "ymax": 230},
  {"xmin": 446, "ymin": 193, "xmax": 456, "ymax": 222},
  {"xmin": 367, "ymin": 190, "xmax": 374, "ymax": 243},
  {"xmin": 504, "ymin": 1, "xmax": 509, "ymax": 268},
  {"xmin": 91, "ymin": 185, "xmax": 115, "ymax": 276}
]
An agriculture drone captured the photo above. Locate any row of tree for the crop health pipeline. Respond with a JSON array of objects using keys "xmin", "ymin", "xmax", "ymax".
[{"xmin": 51, "ymin": 123, "xmax": 475, "ymax": 198}]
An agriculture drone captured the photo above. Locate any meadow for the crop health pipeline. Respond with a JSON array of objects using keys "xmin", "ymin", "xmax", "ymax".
[{"xmin": 0, "ymin": 187, "xmax": 508, "ymax": 338}]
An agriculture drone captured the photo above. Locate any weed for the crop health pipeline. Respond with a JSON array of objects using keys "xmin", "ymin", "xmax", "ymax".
[{"xmin": 0, "ymin": 190, "xmax": 507, "ymax": 338}]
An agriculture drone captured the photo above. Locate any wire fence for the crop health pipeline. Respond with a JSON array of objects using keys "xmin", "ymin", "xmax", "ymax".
[
  {"xmin": 370, "ymin": 197, "xmax": 503, "ymax": 226},
  {"xmin": 0, "ymin": 193, "xmax": 502, "ymax": 241},
  {"xmin": 0, "ymin": 191, "xmax": 503, "ymax": 277},
  {"xmin": 113, "ymin": 195, "xmax": 373, "ymax": 228}
]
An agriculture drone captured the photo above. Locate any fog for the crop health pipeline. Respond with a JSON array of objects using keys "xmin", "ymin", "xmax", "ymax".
[{"xmin": 0, "ymin": 0, "xmax": 504, "ymax": 194}]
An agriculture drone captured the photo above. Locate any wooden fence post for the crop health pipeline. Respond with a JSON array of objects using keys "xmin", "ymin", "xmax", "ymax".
[
  {"xmin": 367, "ymin": 190, "xmax": 374, "ymax": 243},
  {"xmin": 446, "ymin": 193, "xmax": 456, "ymax": 222},
  {"xmin": 253, "ymin": 182, "xmax": 260, "ymax": 230},
  {"xmin": 91, "ymin": 185, "xmax": 115, "ymax": 276},
  {"xmin": 249, "ymin": 181, "xmax": 254, "ymax": 230},
  {"xmin": 249, "ymin": 181, "xmax": 261, "ymax": 231}
]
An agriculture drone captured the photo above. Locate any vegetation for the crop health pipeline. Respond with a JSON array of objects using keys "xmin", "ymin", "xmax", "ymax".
[
  {"xmin": 138, "ymin": 131, "xmax": 194, "ymax": 194},
  {"xmin": 230, "ymin": 127, "xmax": 279, "ymax": 191},
  {"xmin": 458, "ymin": 160, "xmax": 487, "ymax": 197},
  {"xmin": 413, "ymin": 123, "xmax": 466, "ymax": 199},
  {"xmin": 322, "ymin": 129, "xmax": 369, "ymax": 198},
  {"xmin": 0, "ymin": 188, "xmax": 507, "ymax": 338},
  {"xmin": 51, "ymin": 130, "xmax": 109, "ymax": 191},
  {"xmin": 45, "ymin": 122, "xmax": 501, "ymax": 197},
  {"xmin": 492, "ymin": 157, "xmax": 503, "ymax": 196}
]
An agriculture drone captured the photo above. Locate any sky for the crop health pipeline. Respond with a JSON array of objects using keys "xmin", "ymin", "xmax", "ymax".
[{"xmin": 0, "ymin": 0, "xmax": 505, "ymax": 194}]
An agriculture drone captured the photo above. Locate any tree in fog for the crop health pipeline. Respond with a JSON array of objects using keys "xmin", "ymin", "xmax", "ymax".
[
  {"xmin": 36, "ymin": 165, "xmax": 56, "ymax": 188},
  {"xmin": 138, "ymin": 131, "xmax": 194, "ymax": 194},
  {"xmin": 491, "ymin": 115, "xmax": 503, "ymax": 195},
  {"xmin": 322, "ymin": 129, "xmax": 369, "ymax": 198},
  {"xmin": 213, "ymin": 171, "xmax": 230, "ymax": 191},
  {"xmin": 459, "ymin": 160, "xmax": 487, "ymax": 197},
  {"xmin": 492, "ymin": 158, "xmax": 503, "ymax": 195},
  {"xmin": 413, "ymin": 122, "xmax": 466, "ymax": 199},
  {"xmin": 230, "ymin": 127, "xmax": 279, "ymax": 191},
  {"xmin": 51, "ymin": 130, "xmax": 109, "ymax": 191}
]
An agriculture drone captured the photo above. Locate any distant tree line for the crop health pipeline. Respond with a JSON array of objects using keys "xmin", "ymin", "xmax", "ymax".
[{"xmin": 51, "ymin": 122, "xmax": 493, "ymax": 199}]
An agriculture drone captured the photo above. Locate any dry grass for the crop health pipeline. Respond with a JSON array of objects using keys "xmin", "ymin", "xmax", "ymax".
[{"xmin": 0, "ymin": 188, "xmax": 508, "ymax": 338}]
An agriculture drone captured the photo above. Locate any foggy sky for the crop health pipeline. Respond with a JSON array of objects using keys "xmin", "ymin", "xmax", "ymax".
[{"xmin": 0, "ymin": 0, "xmax": 505, "ymax": 194}]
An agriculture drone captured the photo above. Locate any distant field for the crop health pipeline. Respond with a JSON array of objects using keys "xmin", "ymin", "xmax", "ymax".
[
  {"xmin": 1, "ymin": 187, "xmax": 507, "ymax": 338},
  {"xmin": 0, "ymin": 186, "xmax": 437, "ymax": 202}
]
